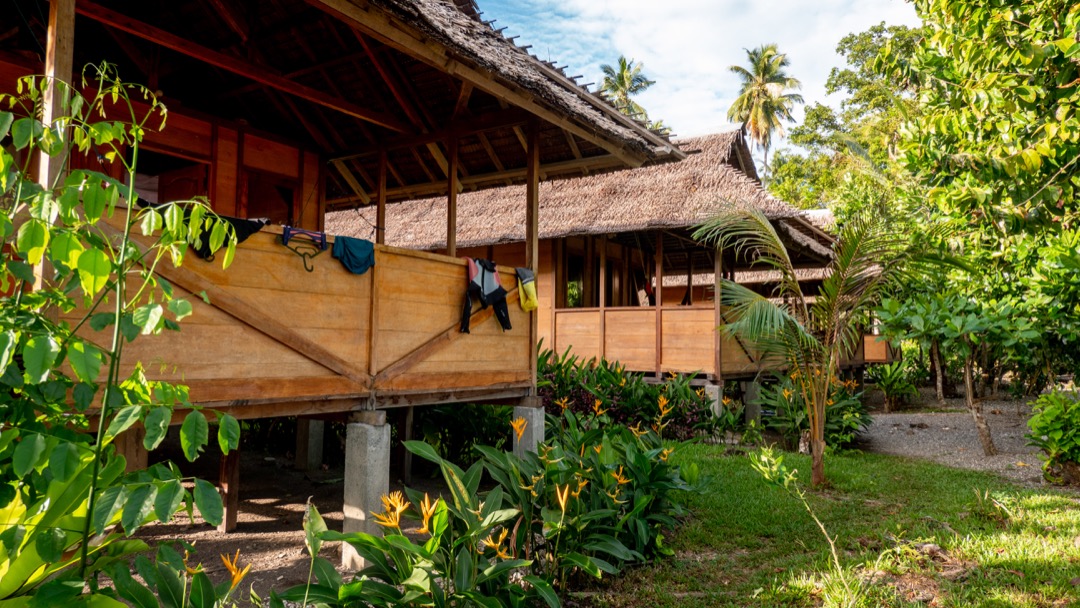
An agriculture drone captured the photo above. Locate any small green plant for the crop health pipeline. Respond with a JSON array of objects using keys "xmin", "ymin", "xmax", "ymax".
[
  {"xmin": 759, "ymin": 374, "xmax": 871, "ymax": 451},
  {"xmin": 1027, "ymin": 390, "xmax": 1080, "ymax": 484},
  {"xmin": 969, "ymin": 488, "xmax": 1015, "ymax": 525},
  {"xmin": 866, "ymin": 361, "xmax": 918, "ymax": 412}
]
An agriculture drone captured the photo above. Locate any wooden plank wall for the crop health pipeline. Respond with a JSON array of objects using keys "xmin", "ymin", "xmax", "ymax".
[
  {"xmin": 604, "ymin": 310, "xmax": 655, "ymax": 371},
  {"xmin": 660, "ymin": 308, "xmax": 715, "ymax": 375}
]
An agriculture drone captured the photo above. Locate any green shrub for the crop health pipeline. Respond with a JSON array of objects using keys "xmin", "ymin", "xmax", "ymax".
[
  {"xmin": 1027, "ymin": 390, "xmax": 1080, "ymax": 483},
  {"xmin": 537, "ymin": 347, "xmax": 716, "ymax": 440},
  {"xmin": 282, "ymin": 409, "xmax": 701, "ymax": 606},
  {"xmin": 866, "ymin": 361, "xmax": 918, "ymax": 411},
  {"xmin": 758, "ymin": 374, "xmax": 871, "ymax": 451}
]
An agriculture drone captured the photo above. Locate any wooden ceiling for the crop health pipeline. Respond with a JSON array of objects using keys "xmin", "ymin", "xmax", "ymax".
[{"xmin": 4, "ymin": 0, "xmax": 682, "ymax": 207}]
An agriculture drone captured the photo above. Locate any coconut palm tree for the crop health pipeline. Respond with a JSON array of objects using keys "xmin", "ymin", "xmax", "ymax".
[
  {"xmin": 727, "ymin": 44, "xmax": 804, "ymax": 181},
  {"xmin": 600, "ymin": 55, "xmax": 655, "ymax": 120},
  {"xmin": 694, "ymin": 208, "xmax": 921, "ymax": 487}
]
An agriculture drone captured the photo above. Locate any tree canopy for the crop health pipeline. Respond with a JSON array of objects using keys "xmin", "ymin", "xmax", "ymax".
[{"xmin": 727, "ymin": 44, "xmax": 804, "ymax": 180}]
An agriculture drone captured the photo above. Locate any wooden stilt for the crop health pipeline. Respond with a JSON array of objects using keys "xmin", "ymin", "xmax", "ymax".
[
  {"xmin": 218, "ymin": 446, "xmax": 241, "ymax": 532},
  {"xmin": 38, "ymin": 0, "xmax": 75, "ymax": 192},
  {"xmin": 401, "ymin": 406, "xmax": 414, "ymax": 483},
  {"xmin": 654, "ymin": 233, "xmax": 664, "ymax": 377},
  {"xmin": 376, "ymin": 150, "xmax": 387, "ymax": 244},
  {"xmin": 526, "ymin": 121, "xmax": 540, "ymax": 392},
  {"xmin": 714, "ymin": 250, "xmax": 723, "ymax": 382},
  {"xmin": 598, "ymin": 235, "xmax": 607, "ymax": 360}
]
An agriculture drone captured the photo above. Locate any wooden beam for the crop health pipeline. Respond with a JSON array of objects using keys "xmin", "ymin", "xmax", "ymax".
[
  {"xmin": 354, "ymin": 31, "xmax": 425, "ymax": 128},
  {"xmin": 306, "ymin": 0, "xmax": 652, "ymax": 167},
  {"xmin": 217, "ymin": 447, "xmax": 240, "ymax": 532},
  {"xmin": 410, "ymin": 148, "xmax": 437, "ymax": 183},
  {"xmin": 452, "ymin": 82, "xmax": 473, "ymax": 119},
  {"xmin": 655, "ymin": 232, "xmax": 664, "ymax": 377},
  {"xmin": 327, "ymin": 154, "xmax": 623, "ymax": 206},
  {"xmin": 332, "ymin": 108, "xmax": 532, "ymax": 161},
  {"xmin": 714, "ymin": 250, "xmax": 723, "ymax": 382},
  {"xmin": 203, "ymin": 0, "xmax": 249, "ymax": 42},
  {"xmin": 332, "ymin": 160, "xmax": 371, "ymax": 205},
  {"xmin": 526, "ymin": 121, "xmax": 540, "ymax": 394},
  {"xmin": 38, "ymin": 0, "xmax": 75, "ymax": 192},
  {"xmin": 376, "ymin": 151, "xmax": 387, "ymax": 245},
  {"xmin": 598, "ymin": 235, "xmax": 607, "ymax": 361},
  {"xmin": 446, "ymin": 137, "xmax": 459, "ymax": 257},
  {"xmin": 76, "ymin": 1, "xmax": 410, "ymax": 132},
  {"xmin": 477, "ymin": 132, "xmax": 505, "ymax": 171}
]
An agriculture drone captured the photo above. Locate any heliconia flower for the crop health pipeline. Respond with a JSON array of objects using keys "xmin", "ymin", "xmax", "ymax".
[
  {"xmin": 417, "ymin": 493, "xmax": 437, "ymax": 535},
  {"xmin": 593, "ymin": 399, "xmax": 608, "ymax": 417},
  {"xmin": 782, "ymin": 388, "xmax": 793, "ymax": 400},
  {"xmin": 571, "ymin": 479, "xmax": 588, "ymax": 498},
  {"xmin": 611, "ymin": 466, "xmax": 631, "ymax": 485},
  {"xmin": 629, "ymin": 422, "xmax": 648, "ymax": 438},
  {"xmin": 481, "ymin": 528, "xmax": 512, "ymax": 559},
  {"xmin": 657, "ymin": 395, "xmax": 673, "ymax": 418},
  {"xmin": 606, "ymin": 488, "xmax": 625, "ymax": 504},
  {"xmin": 659, "ymin": 448, "xmax": 675, "ymax": 462},
  {"xmin": 511, "ymin": 417, "xmax": 528, "ymax": 441},
  {"xmin": 220, "ymin": 550, "xmax": 251, "ymax": 591},
  {"xmin": 722, "ymin": 396, "xmax": 733, "ymax": 406},
  {"xmin": 374, "ymin": 491, "xmax": 409, "ymax": 528},
  {"xmin": 593, "ymin": 445, "xmax": 603, "ymax": 455},
  {"xmin": 556, "ymin": 484, "xmax": 570, "ymax": 513},
  {"xmin": 555, "ymin": 397, "xmax": 570, "ymax": 411}
]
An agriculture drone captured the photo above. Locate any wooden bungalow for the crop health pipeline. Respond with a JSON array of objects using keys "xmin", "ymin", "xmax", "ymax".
[
  {"xmin": 327, "ymin": 130, "xmax": 893, "ymax": 386},
  {"xmin": 3, "ymin": 0, "xmax": 683, "ymax": 558}
]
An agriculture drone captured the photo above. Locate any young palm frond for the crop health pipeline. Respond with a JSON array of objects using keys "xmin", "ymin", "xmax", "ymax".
[{"xmin": 717, "ymin": 280, "xmax": 820, "ymax": 365}]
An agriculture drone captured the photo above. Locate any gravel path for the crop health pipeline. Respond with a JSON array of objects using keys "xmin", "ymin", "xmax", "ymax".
[{"xmin": 856, "ymin": 396, "xmax": 1048, "ymax": 487}]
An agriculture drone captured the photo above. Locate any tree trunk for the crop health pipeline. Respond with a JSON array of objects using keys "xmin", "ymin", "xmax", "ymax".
[
  {"xmin": 931, "ymin": 339, "xmax": 945, "ymax": 405},
  {"xmin": 810, "ymin": 433, "xmax": 826, "ymax": 487},
  {"xmin": 964, "ymin": 348, "xmax": 996, "ymax": 456}
]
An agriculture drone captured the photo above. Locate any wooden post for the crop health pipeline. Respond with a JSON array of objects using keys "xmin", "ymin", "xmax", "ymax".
[
  {"xmin": 714, "ymin": 250, "xmax": 723, "ymax": 382},
  {"xmin": 446, "ymin": 138, "xmax": 458, "ymax": 257},
  {"xmin": 621, "ymin": 248, "xmax": 630, "ymax": 306},
  {"xmin": 376, "ymin": 150, "xmax": 387, "ymax": 245},
  {"xmin": 654, "ymin": 233, "xmax": 664, "ymax": 377},
  {"xmin": 686, "ymin": 253, "xmax": 693, "ymax": 305},
  {"xmin": 598, "ymin": 235, "xmax": 607, "ymax": 360},
  {"xmin": 583, "ymin": 237, "xmax": 595, "ymax": 308},
  {"xmin": 218, "ymin": 447, "xmax": 241, "ymax": 532},
  {"xmin": 38, "ymin": 0, "xmax": 75, "ymax": 192},
  {"xmin": 525, "ymin": 121, "xmax": 540, "ymax": 393}
]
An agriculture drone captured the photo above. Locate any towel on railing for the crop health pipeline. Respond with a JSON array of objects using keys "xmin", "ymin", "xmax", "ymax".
[{"xmin": 331, "ymin": 236, "xmax": 375, "ymax": 275}]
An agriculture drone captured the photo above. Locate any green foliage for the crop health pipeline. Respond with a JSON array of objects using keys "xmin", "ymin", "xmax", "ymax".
[
  {"xmin": 758, "ymin": 374, "xmax": 870, "ymax": 450},
  {"xmin": 1027, "ymin": 390, "xmax": 1080, "ymax": 483},
  {"xmin": 0, "ymin": 66, "xmax": 238, "ymax": 602},
  {"xmin": 865, "ymin": 361, "xmax": 918, "ymax": 411},
  {"xmin": 537, "ymin": 347, "xmax": 717, "ymax": 440},
  {"xmin": 414, "ymin": 403, "xmax": 511, "ymax": 467},
  {"xmin": 599, "ymin": 55, "xmax": 659, "ymax": 126}
]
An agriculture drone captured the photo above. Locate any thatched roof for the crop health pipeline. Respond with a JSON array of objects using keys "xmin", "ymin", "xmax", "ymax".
[{"xmin": 327, "ymin": 130, "xmax": 822, "ymax": 253}]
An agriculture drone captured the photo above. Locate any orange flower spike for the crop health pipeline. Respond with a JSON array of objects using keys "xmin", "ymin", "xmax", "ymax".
[
  {"xmin": 592, "ymin": 399, "xmax": 608, "ymax": 417},
  {"xmin": 556, "ymin": 484, "xmax": 570, "ymax": 514},
  {"xmin": 593, "ymin": 445, "xmax": 602, "ymax": 455},
  {"xmin": 606, "ymin": 488, "xmax": 625, "ymax": 504},
  {"xmin": 629, "ymin": 422, "xmax": 647, "ymax": 438},
  {"xmin": 417, "ymin": 493, "xmax": 437, "ymax": 535},
  {"xmin": 659, "ymin": 448, "xmax": 675, "ymax": 462},
  {"xmin": 220, "ymin": 550, "xmax": 251, "ymax": 591},
  {"xmin": 511, "ymin": 417, "xmax": 528, "ymax": 441},
  {"xmin": 555, "ymin": 397, "xmax": 570, "ymax": 412},
  {"xmin": 782, "ymin": 388, "xmax": 793, "ymax": 400},
  {"xmin": 571, "ymin": 479, "xmax": 588, "ymax": 498},
  {"xmin": 657, "ymin": 395, "xmax": 673, "ymax": 418},
  {"xmin": 611, "ymin": 466, "xmax": 631, "ymax": 485}
]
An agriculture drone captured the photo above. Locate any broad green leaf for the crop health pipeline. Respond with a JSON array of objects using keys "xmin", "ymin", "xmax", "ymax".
[
  {"xmin": 0, "ymin": 111, "xmax": 12, "ymax": 140},
  {"xmin": 154, "ymin": 561, "xmax": 185, "ymax": 608},
  {"xmin": 217, "ymin": 414, "xmax": 240, "ymax": 454},
  {"xmin": 76, "ymin": 247, "xmax": 112, "ymax": 296},
  {"xmin": 109, "ymin": 564, "xmax": 159, "ymax": 608},
  {"xmin": 82, "ymin": 179, "xmax": 106, "ymax": 222},
  {"xmin": 311, "ymin": 556, "xmax": 341, "ymax": 588},
  {"xmin": 132, "ymin": 304, "xmax": 164, "ymax": 335},
  {"xmin": 121, "ymin": 484, "xmax": 157, "ymax": 533},
  {"xmin": 13, "ymin": 432, "xmax": 46, "ymax": 477},
  {"xmin": 143, "ymin": 407, "xmax": 171, "ymax": 451},
  {"xmin": 523, "ymin": 576, "xmax": 560, "ymax": 608},
  {"xmin": 23, "ymin": 335, "xmax": 60, "ymax": 383},
  {"xmin": 33, "ymin": 526, "xmax": 67, "ymax": 563},
  {"xmin": 67, "ymin": 340, "xmax": 103, "ymax": 383},
  {"xmin": 89, "ymin": 313, "xmax": 115, "ymax": 332},
  {"xmin": 48, "ymin": 441, "xmax": 81, "ymax": 482},
  {"xmin": 153, "ymin": 479, "xmax": 185, "ymax": 522},
  {"xmin": 106, "ymin": 405, "xmax": 142, "ymax": 440},
  {"xmin": 167, "ymin": 298, "xmax": 193, "ymax": 321},
  {"xmin": 193, "ymin": 478, "xmax": 223, "ymax": 526},
  {"xmin": 189, "ymin": 572, "xmax": 216, "ymax": 608},
  {"xmin": 16, "ymin": 219, "xmax": 49, "ymax": 265},
  {"xmin": 0, "ymin": 330, "xmax": 16, "ymax": 376},
  {"xmin": 180, "ymin": 411, "xmax": 208, "ymax": 461},
  {"xmin": 92, "ymin": 486, "xmax": 126, "ymax": 535},
  {"xmin": 119, "ymin": 313, "xmax": 140, "ymax": 342},
  {"xmin": 140, "ymin": 209, "xmax": 162, "ymax": 236},
  {"xmin": 48, "ymin": 231, "xmax": 84, "ymax": 268},
  {"xmin": 11, "ymin": 117, "xmax": 42, "ymax": 150},
  {"xmin": 304, "ymin": 501, "xmax": 328, "ymax": 558}
]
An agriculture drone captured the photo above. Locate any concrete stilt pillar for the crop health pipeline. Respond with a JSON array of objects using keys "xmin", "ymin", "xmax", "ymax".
[
  {"xmin": 704, "ymin": 383, "xmax": 722, "ymax": 418},
  {"xmin": 512, "ymin": 397, "xmax": 545, "ymax": 459},
  {"xmin": 295, "ymin": 419, "xmax": 325, "ymax": 471},
  {"xmin": 342, "ymin": 410, "xmax": 389, "ymax": 570},
  {"xmin": 741, "ymin": 380, "xmax": 763, "ymax": 423}
]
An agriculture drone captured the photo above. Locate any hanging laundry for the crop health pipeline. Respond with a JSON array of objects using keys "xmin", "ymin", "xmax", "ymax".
[
  {"xmin": 191, "ymin": 217, "xmax": 270, "ymax": 260},
  {"xmin": 461, "ymin": 257, "xmax": 511, "ymax": 333},
  {"xmin": 279, "ymin": 226, "xmax": 328, "ymax": 272},
  {"xmin": 515, "ymin": 267, "xmax": 538, "ymax": 312},
  {"xmin": 332, "ymin": 236, "xmax": 375, "ymax": 275}
]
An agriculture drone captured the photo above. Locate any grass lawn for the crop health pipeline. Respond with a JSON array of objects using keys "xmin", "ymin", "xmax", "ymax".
[{"xmin": 586, "ymin": 445, "xmax": 1080, "ymax": 607}]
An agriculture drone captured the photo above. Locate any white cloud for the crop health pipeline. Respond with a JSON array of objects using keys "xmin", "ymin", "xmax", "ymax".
[{"xmin": 481, "ymin": 0, "xmax": 922, "ymax": 138}]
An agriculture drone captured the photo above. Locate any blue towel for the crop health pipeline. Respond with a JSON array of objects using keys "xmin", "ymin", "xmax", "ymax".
[{"xmin": 331, "ymin": 236, "xmax": 375, "ymax": 275}]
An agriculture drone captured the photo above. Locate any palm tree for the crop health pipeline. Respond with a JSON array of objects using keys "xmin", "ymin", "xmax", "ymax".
[
  {"xmin": 727, "ymin": 44, "xmax": 804, "ymax": 181},
  {"xmin": 694, "ymin": 208, "xmax": 920, "ymax": 487},
  {"xmin": 600, "ymin": 56, "xmax": 655, "ymax": 120}
]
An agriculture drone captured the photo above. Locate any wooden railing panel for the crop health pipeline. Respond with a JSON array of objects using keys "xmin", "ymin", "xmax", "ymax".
[
  {"xmin": 863, "ymin": 335, "xmax": 890, "ymax": 363},
  {"xmin": 554, "ymin": 310, "xmax": 601, "ymax": 362},
  {"xmin": 661, "ymin": 308, "xmax": 716, "ymax": 375},
  {"xmin": 603, "ymin": 309, "xmax": 656, "ymax": 371}
]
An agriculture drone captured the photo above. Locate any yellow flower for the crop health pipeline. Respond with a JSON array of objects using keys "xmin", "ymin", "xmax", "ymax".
[
  {"xmin": 555, "ymin": 397, "xmax": 570, "ymax": 412},
  {"xmin": 220, "ymin": 550, "xmax": 251, "ymax": 591},
  {"xmin": 417, "ymin": 493, "xmax": 437, "ymax": 535},
  {"xmin": 657, "ymin": 395, "xmax": 673, "ymax": 419},
  {"xmin": 722, "ymin": 396, "xmax": 732, "ymax": 406},
  {"xmin": 696, "ymin": 388, "xmax": 705, "ymax": 398},
  {"xmin": 619, "ymin": 376, "xmax": 626, "ymax": 387},
  {"xmin": 571, "ymin": 478, "xmax": 588, "ymax": 498},
  {"xmin": 668, "ymin": 371, "xmax": 678, "ymax": 380},
  {"xmin": 606, "ymin": 488, "xmax": 625, "ymax": 504},
  {"xmin": 593, "ymin": 445, "xmax": 602, "ymax": 455},
  {"xmin": 511, "ymin": 417, "xmax": 527, "ymax": 441},
  {"xmin": 481, "ymin": 528, "xmax": 512, "ymax": 559},
  {"xmin": 183, "ymin": 546, "xmax": 200, "ymax": 576},
  {"xmin": 374, "ymin": 491, "xmax": 409, "ymax": 528},
  {"xmin": 611, "ymin": 466, "xmax": 631, "ymax": 486},
  {"xmin": 827, "ymin": 399, "xmax": 835, "ymax": 406},
  {"xmin": 629, "ymin": 422, "xmax": 648, "ymax": 438},
  {"xmin": 592, "ymin": 399, "xmax": 608, "ymax": 417},
  {"xmin": 556, "ymin": 484, "xmax": 570, "ymax": 514},
  {"xmin": 659, "ymin": 448, "xmax": 674, "ymax": 462},
  {"xmin": 782, "ymin": 388, "xmax": 793, "ymax": 400}
]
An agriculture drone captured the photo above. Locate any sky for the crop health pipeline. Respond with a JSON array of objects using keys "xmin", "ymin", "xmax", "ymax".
[{"xmin": 479, "ymin": 0, "xmax": 923, "ymax": 138}]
